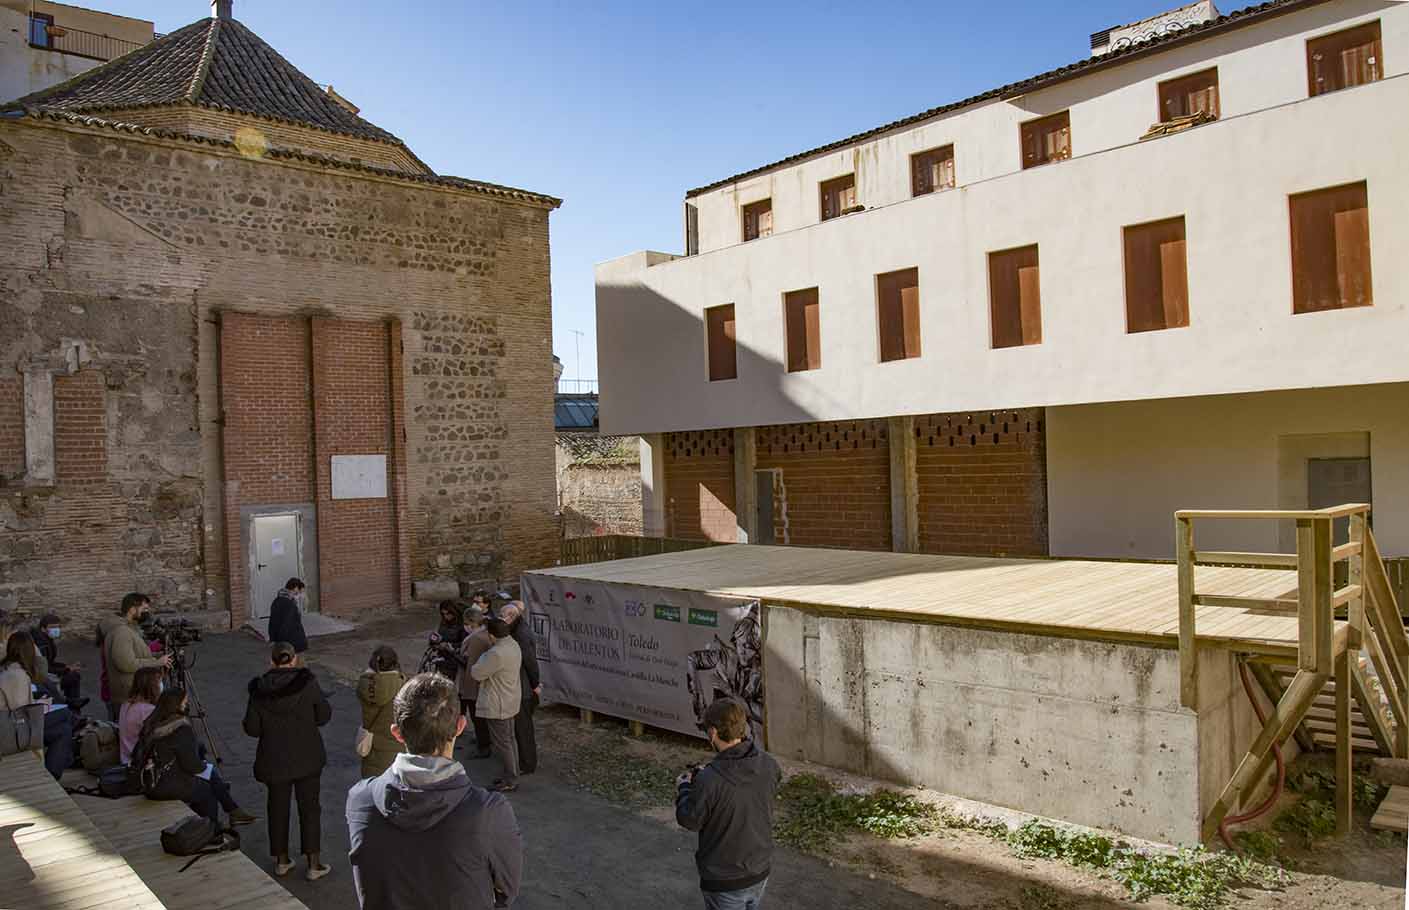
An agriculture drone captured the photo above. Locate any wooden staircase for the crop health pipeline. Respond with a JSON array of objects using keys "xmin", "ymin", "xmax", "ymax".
[{"xmin": 1271, "ymin": 664, "xmax": 1391, "ymax": 755}]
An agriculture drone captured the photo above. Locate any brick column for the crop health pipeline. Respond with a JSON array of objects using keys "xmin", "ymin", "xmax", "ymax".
[
  {"xmin": 387, "ymin": 319, "xmax": 412, "ymax": 607},
  {"xmin": 733, "ymin": 427, "xmax": 757, "ymax": 544},
  {"xmin": 888, "ymin": 416, "xmax": 918, "ymax": 553}
]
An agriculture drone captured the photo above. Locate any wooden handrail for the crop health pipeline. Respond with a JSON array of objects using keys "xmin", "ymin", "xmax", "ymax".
[
  {"xmin": 1176, "ymin": 504, "xmax": 1370, "ymax": 521},
  {"xmin": 1191, "ymin": 550, "xmax": 1298, "ymax": 569}
]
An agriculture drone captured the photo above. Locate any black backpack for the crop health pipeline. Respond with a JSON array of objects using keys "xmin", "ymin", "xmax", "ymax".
[
  {"xmin": 65, "ymin": 764, "xmax": 142, "ymax": 801},
  {"xmin": 160, "ymin": 814, "xmax": 240, "ymax": 871}
]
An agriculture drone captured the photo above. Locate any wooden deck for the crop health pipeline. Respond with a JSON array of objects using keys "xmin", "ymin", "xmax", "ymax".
[
  {"xmin": 0, "ymin": 751, "xmax": 165, "ymax": 910},
  {"xmin": 533, "ymin": 544, "xmax": 1330, "ymax": 655}
]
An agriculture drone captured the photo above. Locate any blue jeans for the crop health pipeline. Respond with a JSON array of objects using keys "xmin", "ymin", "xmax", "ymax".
[{"xmin": 702, "ymin": 878, "xmax": 768, "ymax": 910}]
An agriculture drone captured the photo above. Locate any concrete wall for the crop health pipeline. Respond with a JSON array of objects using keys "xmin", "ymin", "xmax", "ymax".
[
  {"xmin": 597, "ymin": 9, "xmax": 1409, "ymax": 438},
  {"xmin": 764, "ymin": 604, "xmax": 1219, "ymax": 844},
  {"xmin": 688, "ymin": 1, "xmax": 1404, "ymax": 253},
  {"xmin": 1047, "ymin": 384, "xmax": 1409, "ymax": 559},
  {"xmin": 0, "ymin": 3, "xmax": 153, "ymax": 105}
]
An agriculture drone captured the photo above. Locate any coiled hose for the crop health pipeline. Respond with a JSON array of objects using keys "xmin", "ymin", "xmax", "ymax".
[{"xmin": 1218, "ymin": 659, "xmax": 1286, "ymax": 850}]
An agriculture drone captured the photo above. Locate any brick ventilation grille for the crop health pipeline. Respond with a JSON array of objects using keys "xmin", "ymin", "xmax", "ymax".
[
  {"xmin": 665, "ymin": 429, "xmax": 734, "ymax": 459},
  {"xmin": 914, "ymin": 411, "xmax": 1043, "ymax": 449},
  {"xmin": 758, "ymin": 419, "xmax": 888, "ymax": 455}
]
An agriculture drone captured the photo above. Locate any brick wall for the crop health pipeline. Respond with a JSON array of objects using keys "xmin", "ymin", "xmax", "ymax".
[
  {"xmin": 0, "ymin": 378, "xmax": 23, "ymax": 480},
  {"xmin": 53, "ymin": 370, "xmax": 108, "ymax": 485},
  {"xmin": 664, "ymin": 430, "xmax": 735, "ymax": 542},
  {"xmin": 915, "ymin": 409, "xmax": 1048, "ymax": 556},
  {"xmin": 757, "ymin": 419, "xmax": 892, "ymax": 551}
]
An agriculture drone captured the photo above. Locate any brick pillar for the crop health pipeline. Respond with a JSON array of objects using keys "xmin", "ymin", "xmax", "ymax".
[
  {"xmin": 387, "ymin": 319, "xmax": 412, "ymax": 607},
  {"xmin": 888, "ymin": 416, "xmax": 918, "ymax": 553},
  {"xmin": 733, "ymin": 427, "xmax": 757, "ymax": 544}
]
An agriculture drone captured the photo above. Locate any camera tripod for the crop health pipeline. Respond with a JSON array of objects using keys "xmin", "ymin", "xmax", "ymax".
[{"xmin": 168, "ymin": 648, "xmax": 224, "ymax": 767}]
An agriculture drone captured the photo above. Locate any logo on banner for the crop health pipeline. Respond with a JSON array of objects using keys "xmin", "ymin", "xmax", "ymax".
[
  {"xmin": 653, "ymin": 604, "xmax": 681, "ymax": 622},
  {"xmin": 624, "ymin": 600, "xmax": 647, "ymax": 617},
  {"xmin": 687, "ymin": 608, "xmax": 718, "ymax": 628}
]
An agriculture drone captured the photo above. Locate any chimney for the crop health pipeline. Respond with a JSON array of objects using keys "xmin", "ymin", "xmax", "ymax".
[
  {"xmin": 1090, "ymin": 0, "xmax": 1218, "ymax": 57},
  {"xmin": 211, "ymin": 0, "xmax": 232, "ymax": 19}
]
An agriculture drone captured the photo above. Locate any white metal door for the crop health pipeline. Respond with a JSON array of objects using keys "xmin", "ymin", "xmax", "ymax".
[{"xmin": 251, "ymin": 513, "xmax": 302, "ymax": 619}]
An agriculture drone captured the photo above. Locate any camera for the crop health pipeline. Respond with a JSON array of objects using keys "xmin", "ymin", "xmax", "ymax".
[{"xmin": 140, "ymin": 613, "xmax": 203, "ymax": 650}]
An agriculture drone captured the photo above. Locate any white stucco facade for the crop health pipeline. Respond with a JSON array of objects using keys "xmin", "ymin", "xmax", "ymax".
[{"xmin": 0, "ymin": 2, "xmax": 153, "ymax": 105}]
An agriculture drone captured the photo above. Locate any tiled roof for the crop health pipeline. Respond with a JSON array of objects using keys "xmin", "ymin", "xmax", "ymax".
[
  {"xmin": 685, "ymin": 0, "xmax": 1327, "ymax": 197},
  {"xmin": 555, "ymin": 394, "xmax": 600, "ymax": 432},
  {"xmin": 3, "ymin": 17, "xmax": 404, "ymax": 146}
]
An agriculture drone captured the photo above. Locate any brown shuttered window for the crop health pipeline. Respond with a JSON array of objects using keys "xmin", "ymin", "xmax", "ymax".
[
  {"xmin": 1290, "ymin": 181, "xmax": 1373, "ymax": 314},
  {"xmin": 877, "ymin": 268, "xmax": 921, "ymax": 362},
  {"xmin": 988, "ymin": 245, "xmax": 1042, "ymax": 348},
  {"xmin": 784, "ymin": 288, "xmax": 822, "ymax": 372},
  {"xmin": 1158, "ymin": 68, "xmax": 1220, "ymax": 121},
  {"xmin": 820, "ymin": 174, "xmax": 857, "ymax": 221},
  {"xmin": 1307, "ymin": 21, "xmax": 1383, "ymax": 97},
  {"xmin": 1124, "ymin": 217, "xmax": 1190, "ymax": 333},
  {"xmin": 1020, "ymin": 111, "xmax": 1070, "ymax": 169},
  {"xmin": 705, "ymin": 304, "xmax": 737, "ymax": 381},
  {"xmin": 911, "ymin": 145, "xmax": 956, "ymax": 197},
  {"xmin": 742, "ymin": 199, "xmax": 773, "ymax": 242}
]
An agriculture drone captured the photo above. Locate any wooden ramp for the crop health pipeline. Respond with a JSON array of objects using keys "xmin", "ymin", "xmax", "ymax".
[
  {"xmin": 0, "ymin": 751, "xmax": 165, "ymax": 910},
  {"xmin": 61, "ymin": 770, "xmax": 308, "ymax": 910}
]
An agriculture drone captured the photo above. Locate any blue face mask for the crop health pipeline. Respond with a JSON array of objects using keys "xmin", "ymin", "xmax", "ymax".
[{"xmin": 47, "ymin": 627, "xmax": 61, "ymax": 640}]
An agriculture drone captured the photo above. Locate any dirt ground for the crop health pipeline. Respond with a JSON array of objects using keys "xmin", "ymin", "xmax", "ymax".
[{"xmin": 74, "ymin": 609, "xmax": 1408, "ymax": 909}]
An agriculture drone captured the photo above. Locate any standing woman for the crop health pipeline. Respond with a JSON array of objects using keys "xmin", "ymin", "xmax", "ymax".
[
  {"xmin": 456, "ymin": 604, "xmax": 491, "ymax": 758},
  {"xmin": 138, "ymin": 689, "xmax": 254, "ymax": 826},
  {"xmin": 0, "ymin": 631, "xmax": 73, "ymax": 779},
  {"xmin": 118, "ymin": 666, "xmax": 164, "ymax": 764},
  {"xmin": 356, "ymin": 645, "xmax": 404, "ymax": 778},
  {"xmin": 243, "ymin": 641, "xmax": 332, "ymax": 881}
]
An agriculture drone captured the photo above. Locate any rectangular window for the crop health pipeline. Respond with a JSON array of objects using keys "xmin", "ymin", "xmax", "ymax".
[
  {"xmin": 1307, "ymin": 21, "xmax": 1382, "ymax": 97},
  {"xmin": 783, "ymin": 288, "xmax": 821, "ymax": 373},
  {"xmin": 742, "ymin": 199, "xmax": 773, "ymax": 242},
  {"xmin": 1158, "ymin": 68, "xmax": 1220, "ymax": 120},
  {"xmin": 911, "ymin": 145, "xmax": 956, "ymax": 197},
  {"xmin": 1124, "ymin": 217, "xmax": 1190, "ymax": 333},
  {"xmin": 29, "ymin": 14, "xmax": 54, "ymax": 48},
  {"xmin": 705, "ymin": 305, "xmax": 737, "ymax": 381},
  {"xmin": 988, "ymin": 245, "xmax": 1042, "ymax": 348},
  {"xmin": 820, "ymin": 174, "xmax": 857, "ymax": 221},
  {"xmin": 1289, "ymin": 181, "xmax": 1372, "ymax": 314},
  {"xmin": 1020, "ymin": 111, "xmax": 1071, "ymax": 169},
  {"xmin": 876, "ymin": 268, "xmax": 921, "ymax": 362}
]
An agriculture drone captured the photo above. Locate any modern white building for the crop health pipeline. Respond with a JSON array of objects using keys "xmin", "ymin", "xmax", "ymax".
[
  {"xmin": 597, "ymin": 0, "xmax": 1408, "ymax": 575},
  {"xmin": 1, "ymin": 0, "xmax": 153, "ymax": 104}
]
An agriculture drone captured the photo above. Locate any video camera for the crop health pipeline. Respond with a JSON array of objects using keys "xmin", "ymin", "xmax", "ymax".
[{"xmin": 139, "ymin": 613, "xmax": 203, "ymax": 651}]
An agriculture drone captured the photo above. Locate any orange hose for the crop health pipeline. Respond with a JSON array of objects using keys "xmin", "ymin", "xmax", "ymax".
[{"xmin": 1219, "ymin": 660, "xmax": 1286, "ymax": 850}]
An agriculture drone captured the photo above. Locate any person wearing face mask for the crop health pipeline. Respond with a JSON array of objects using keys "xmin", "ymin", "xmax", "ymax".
[
  {"xmin": 104, "ymin": 593, "xmax": 172, "ymax": 717},
  {"xmin": 267, "ymin": 578, "xmax": 310, "ymax": 655},
  {"xmin": 32, "ymin": 613, "xmax": 86, "ymax": 711}
]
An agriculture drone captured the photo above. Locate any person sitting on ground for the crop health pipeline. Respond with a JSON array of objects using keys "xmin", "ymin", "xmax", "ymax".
[
  {"xmin": 357, "ymin": 645, "xmax": 406, "ymax": 779},
  {"xmin": 469, "ymin": 618, "xmax": 521, "ymax": 793},
  {"xmin": 456, "ymin": 603, "xmax": 492, "ymax": 759},
  {"xmin": 676, "ymin": 697, "xmax": 782, "ymax": 910},
  {"xmin": 137, "ymin": 689, "xmax": 255, "ymax": 827},
  {"xmin": 267, "ymin": 579, "xmax": 309, "ymax": 655},
  {"xmin": 105, "ymin": 593, "xmax": 171, "ymax": 717},
  {"xmin": 243, "ymin": 641, "xmax": 333, "ymax": 881},
  {"xmin": 31, "ymin": 613, "xmax": 87, "ymax": 712},
  {"xmin": 347, "ymin": 672, "xmax": 523, "ymax": 910},
  {"xmin": 119, "ymin": 666, "xmax": 164, "ymax": 764},
  {"xmin": 0, "ymin": 630, "xmax": 74, "ymax": 780},
  {"xmin": 497, "ymin": 601, "xmax": 541, "ymax": 775}
]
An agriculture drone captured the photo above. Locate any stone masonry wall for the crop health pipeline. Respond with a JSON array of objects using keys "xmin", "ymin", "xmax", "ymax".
[
  {"xmin": 0, "ymin": 118, "xmax": 556, "ymax": 630},
  {"xmin": 555, "ymin": 435, "xmax": 642, "ymax": 538}
]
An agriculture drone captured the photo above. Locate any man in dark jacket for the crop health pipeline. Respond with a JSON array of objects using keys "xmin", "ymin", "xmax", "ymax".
[
  {"xmin": 31, "ymin": 613, "xmax": 86, "ymax": 710},
  {"xmin": 347, "ymin": 672, "xmax": 522, "ymax": 910},
  {"xmin": 675, "ymin": 698, "xmax": 782, "ymax": 910},
  {"xmin": 243, "ymin": 641, "xmax": 332, "ymax": 881},
  {"xmin": 498, "ymin": 601, "xmax": 540, "ymax": 774},
  {"xmin": 267, "ymin": 579, "xmax": 309, "ymax": 654}
]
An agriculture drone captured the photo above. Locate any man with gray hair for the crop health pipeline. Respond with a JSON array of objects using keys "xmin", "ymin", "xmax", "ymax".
[{"xmin": 347, "ymin": 672, "xmax": 522, "ymax": 910}]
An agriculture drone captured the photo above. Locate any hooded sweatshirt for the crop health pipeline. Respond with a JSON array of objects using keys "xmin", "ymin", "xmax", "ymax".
[
  {"xmin": 242, "ymin": 666, "xmax": 331, "ymax": 783},
  {"xmin": 347, "ymin": 753, "xmax": 523, "ymax": 910},
  {"xmin": 675, "ymin": 739, "xmax": 782, "ymax": 892},
  {"xmin": 267, "ymin": 590, "xmax": 308, "ymax": 653}
]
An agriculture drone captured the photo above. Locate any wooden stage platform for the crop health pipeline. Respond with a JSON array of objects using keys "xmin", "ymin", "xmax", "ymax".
[{"xmin": 541, "ymin": 543, "xmax": 1321, "ymax": 655}]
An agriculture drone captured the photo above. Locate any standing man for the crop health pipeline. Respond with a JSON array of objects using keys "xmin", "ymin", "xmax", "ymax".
[
  {"xmin": 268, "ymin": 578, "xmax": 309, "ymax": 655},
  {"xmin": 469, "ymin": 618, "xmax": 521, "ymax": 793},
  {"xmin": 105, "ymin": 593, "xmax": 171, "ymax": 716},
  {"xmin": 32, "ymin": 613, "xmax": 87, "ymax": 711},
  {"xmin": 675, "ymin": 698, "xmax": 782, "ymax": 910},
  {"xmin": 497, "ymin": 601, "xmax": 540, "ymax": 774},
  {"xmin": 347, "ymin": 673, "xmax": 523, "ymax": 910}
]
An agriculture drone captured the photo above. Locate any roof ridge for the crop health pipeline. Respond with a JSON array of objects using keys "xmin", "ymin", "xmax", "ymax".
[{"xmin": 187, "ymin": 17, "xmax": 220, "ymax": 103}]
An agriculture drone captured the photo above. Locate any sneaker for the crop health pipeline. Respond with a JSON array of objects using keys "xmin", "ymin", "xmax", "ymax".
[
  {"xmin": 228, "ymin": 809, "xmax": 257, "ymax": 826},
  {"xmin": 274, "ymin": 859, "xmax": 295, "ymax": 877},
  {"xmin": 306, "ymin": 863, "xmax": 331, "ymax": 882},
  {"xmin": 489, "ymin": 780, "xmax": 518, "ymax": 793}
]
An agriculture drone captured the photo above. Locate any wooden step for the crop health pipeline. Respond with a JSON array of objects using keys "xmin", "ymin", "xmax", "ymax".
[{"xmin": 1370, "ymin": 785, "xmax": 1409, "ymax": 833}]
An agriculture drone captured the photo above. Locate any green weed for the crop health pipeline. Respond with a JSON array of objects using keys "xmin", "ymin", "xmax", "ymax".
[
  {"xmin": 773, "ymin": 774, "xmax": 941, "ymax": 851},
  {"xmin": 1273, "ymin": 798, "xmax": 1336, "ymax": 845},
  {"xmin": 1232, "ymin": 829, "xmax": 1283, "ymax": 864}
]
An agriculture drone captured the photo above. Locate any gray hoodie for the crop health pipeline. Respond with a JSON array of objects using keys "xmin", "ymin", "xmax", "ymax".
[{"xmin": 347, "ymin": 754, "xmax": 523, "ymax": 910}]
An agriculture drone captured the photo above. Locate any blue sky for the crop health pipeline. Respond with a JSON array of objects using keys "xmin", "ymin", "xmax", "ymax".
[{"xmin": 94, "ymin": 0, "xmax": 1185, "ymax": 382}]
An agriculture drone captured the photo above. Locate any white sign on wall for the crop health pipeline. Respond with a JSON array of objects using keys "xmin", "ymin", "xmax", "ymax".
[{"xmin": 330, "ymin": 454, "xmax": 387, "ymax": 500}]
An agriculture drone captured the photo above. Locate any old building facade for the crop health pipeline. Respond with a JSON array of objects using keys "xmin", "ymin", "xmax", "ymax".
[{"xmin": 0, "ymin": 9, "xmax": 559, "ymax": 629}]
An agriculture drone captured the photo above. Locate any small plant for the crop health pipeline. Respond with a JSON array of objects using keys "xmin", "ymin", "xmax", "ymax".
[
  {"xmin": 1273, "ymin": 797, "xmax": 1336, "ymax": 845},
  {"xmin": 1286, "ymin": 765, "xmax": 1334, "ymax": 795},
  {"xmin": 773, "ymin": 774, "xmax": 941, "ymax": 851},
  {"xmin": 1232, "ymin": 829, "xmax": 1282, "ymax": 864},
  {"xmin": 1353, "ymin": 776, "xmax": 1388, "ymax": 810}
]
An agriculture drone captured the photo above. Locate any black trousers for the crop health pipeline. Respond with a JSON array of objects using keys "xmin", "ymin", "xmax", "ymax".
[
  {"xmin": 514, "ymin": 693, "xmax": 538, "ymax": 774},
  {"xmin": 461, "ymin": 698, "xmax": 491, "ymax": 753},
  {"xmin": 188, "ymin": 768, "xmax": 238, "ymax": 825},
  {"xmin": 267, "ymin": 774, "xmax": 321, "ymax": 858}
]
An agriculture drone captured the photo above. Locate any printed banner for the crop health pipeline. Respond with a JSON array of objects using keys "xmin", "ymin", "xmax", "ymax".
[{"xmin": 521, "ymin": 573, "xmax": 762, "ymax": 740}]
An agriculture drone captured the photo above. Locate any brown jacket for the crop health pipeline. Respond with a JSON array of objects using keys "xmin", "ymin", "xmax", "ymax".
[
  {"xmin": 104, "ymin": 618, "xmax": 163, "ymax": 704},
  {"xmin": 457, "ymin": 628, "xmax": 492, "ymax": 700}
]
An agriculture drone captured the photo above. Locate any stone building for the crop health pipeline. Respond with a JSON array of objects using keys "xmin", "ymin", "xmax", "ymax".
[
  {"xmin": 0, "ymin": 4, "xmax": 560, "ymax": 630},
  {"xmin": 554, "ymin": 391, "xmax": 641, "ymax": 539}
]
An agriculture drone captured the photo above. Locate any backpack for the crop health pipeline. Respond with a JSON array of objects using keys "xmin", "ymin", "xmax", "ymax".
[
  {"xmin": 65, "ymin": 764, "xmax": 143, "ymax": 801},
  {"xmin": 129, "ymin": 730, "xmax": 173, "ymax": 795},
  {"xmin": 160, "ymin": 814, "xmax": 240, "ymax": 871},
  {"xmin": 79, "ymin": 721, "xmax": 121, "ymax": 772}
]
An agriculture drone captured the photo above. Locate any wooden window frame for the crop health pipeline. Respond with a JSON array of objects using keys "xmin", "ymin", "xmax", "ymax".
[
  {"xmin": 704, "ymin": 304, "xmax": 738, "ymax": 382},
  {"xmin": 1289, "ymin": 181, "xmax": 1373, "ymax": 315},
  {"xmin": 1123, "ymin": 216, "xmax": 1190, "ymax": 334},
  {"xmin": 1306, "ymin": 20, "xmax": 1383, "ymax": 97},
  {"xmin": 875, "ymin": 268, "xmax": 921, "ymax": 363},
  {"xmin": 910, "ymin": 145, "xmax": 956, "ymax": 197},
  {"xmin": 783, "ymin": 287, "xmax": 822, "ymax": 373},
  {"xmin": 819, "ymin": 174, "xmax": 858, "ymax": 222},
  {"xmin": 1019, "ymin": 111, "xmax": 1071, "ymax": 170},
  {"xmin": 987, "ymin": 245, "xmax": 1042, "ymax": 349},
  {"xmin": 741, "ymin": 198, "xmax": 773, "ymax": 243},
  {"xmin": 29, "ymin": 13, "xmax": 55, "ymax": 48},
  {"xmin": 1157, "ymin": 68, "xmax": 1220, "ymax": 121}
]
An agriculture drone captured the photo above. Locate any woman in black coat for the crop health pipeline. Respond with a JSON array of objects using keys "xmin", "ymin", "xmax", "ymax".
[
  {"xmin": 138, "ymin": 690, "xmax": 254, "ymax": 827},
  {"xmin": 242, "ymin": 641, "xmax": 332, "ymax": 881}
]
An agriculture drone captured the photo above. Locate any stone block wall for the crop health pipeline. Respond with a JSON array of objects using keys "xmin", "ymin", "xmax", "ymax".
[{"xmin": 555, "ymin": 435, "xmax": 642, "ymax": 538}]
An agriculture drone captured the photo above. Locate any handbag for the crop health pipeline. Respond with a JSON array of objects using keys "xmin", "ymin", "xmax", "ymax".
[
  {"xmin": 0, "ymin": 685, "xmax": 46, "ymax": 756},
  {"xmin": 355, "ymin": 725, "xmax": 374, "ymax": 758}
]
